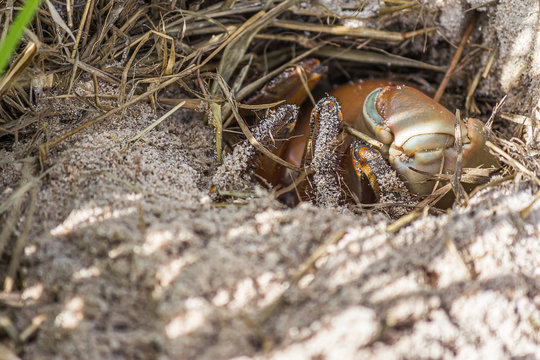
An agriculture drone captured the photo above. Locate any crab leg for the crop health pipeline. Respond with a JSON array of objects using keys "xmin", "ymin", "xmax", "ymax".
[
  {"xmin": 250, "ymin": 59, "xmax": 326, "ymax": 190},
  {"xmin": 307, "ymin": 96, "xmax": 345, "ymax": 208},
  {"xmin": 212, "ymin": 105, "xmax": 298, "ymax": 193},
  {"xmin": 348, "ymin": 141, "xmax": 417, "ymax": 214}
]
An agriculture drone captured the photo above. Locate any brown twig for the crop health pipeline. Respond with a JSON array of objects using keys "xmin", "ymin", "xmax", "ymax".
[
  {"xmin": 485, "ymin": 141, "xmax": 540, "ymax": 186},
  {"xmin": 433, "ymin": 11, "xmax": 479, "ymax": 102},
  {"xmin": 315, "ymin": 46, "xmax": 445, "ymax": 72},
  {"xmin": 452, "ymin": 110, "xmax": 465, "ymax": 204},
  {"xmin": 272, "ymin": 19, "xmax": 406, "ymax": 41}
]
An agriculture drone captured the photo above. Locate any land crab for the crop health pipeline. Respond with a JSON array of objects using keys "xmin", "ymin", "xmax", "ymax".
[{"xmin": 213, "ymin": 59, "xmax": 499, "ymax": 211}]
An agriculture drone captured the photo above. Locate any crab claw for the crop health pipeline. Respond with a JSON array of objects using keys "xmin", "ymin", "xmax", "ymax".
[
  {"xmin": 347, "ymin": 141, "xmax": 382, "ymax": 202},
  {"xmin": 362, "ymin": 84, "xmax": 499, "ymax": 197},
  {"xmin": 346, "ymin": 140, "xmax": 417, "ymax": 210}
]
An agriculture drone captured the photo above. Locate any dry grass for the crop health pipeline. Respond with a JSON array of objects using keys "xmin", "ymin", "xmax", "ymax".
[{"xmin": 1, "ymin": 1, "xmax": 540, "ymax": 356}]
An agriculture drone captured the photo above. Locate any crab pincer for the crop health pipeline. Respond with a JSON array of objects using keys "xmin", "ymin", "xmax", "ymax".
[
  {"xmin": 356, "ymin": 84, "xmax": 499, "ymax": 204},
  {"xmin": 306, "ymin": 97, "xmax": 416, "ymax": 212}
]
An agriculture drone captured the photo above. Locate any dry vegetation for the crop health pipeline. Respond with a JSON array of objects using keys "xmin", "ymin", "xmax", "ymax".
[{"xmin": 1, "ymin": 0, "xmax": 540, "ymax": 359}]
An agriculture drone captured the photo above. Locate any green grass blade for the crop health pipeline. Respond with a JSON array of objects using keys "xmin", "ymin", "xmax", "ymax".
[{"xmin": 0, "ymin": 0, "xmax": 42, "ymax": 76}]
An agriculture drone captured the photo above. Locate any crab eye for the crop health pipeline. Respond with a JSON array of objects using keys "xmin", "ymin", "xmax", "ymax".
[
  {"xmin": 362, "ymin": 88, "xmax": 393, "ymax": 145},
  {"xmin": 363, "ymin": 88, "xmax": 384, "ymax": 126}
]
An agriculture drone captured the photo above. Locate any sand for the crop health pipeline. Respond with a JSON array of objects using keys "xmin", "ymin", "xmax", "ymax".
[{"xmin": 1, "ymin": 0, "xmax": 539, "ymax": 359}]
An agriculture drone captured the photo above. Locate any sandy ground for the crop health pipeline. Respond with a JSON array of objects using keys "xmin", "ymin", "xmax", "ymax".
[{"xmin": 1, "ymin": 0, "xmax": 540, "ymax": 359}]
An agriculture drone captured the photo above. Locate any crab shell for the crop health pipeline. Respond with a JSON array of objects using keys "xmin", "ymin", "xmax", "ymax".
[{"xmin": 332, "ymin": 80, "xmax": 499, "ymax": 197}]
